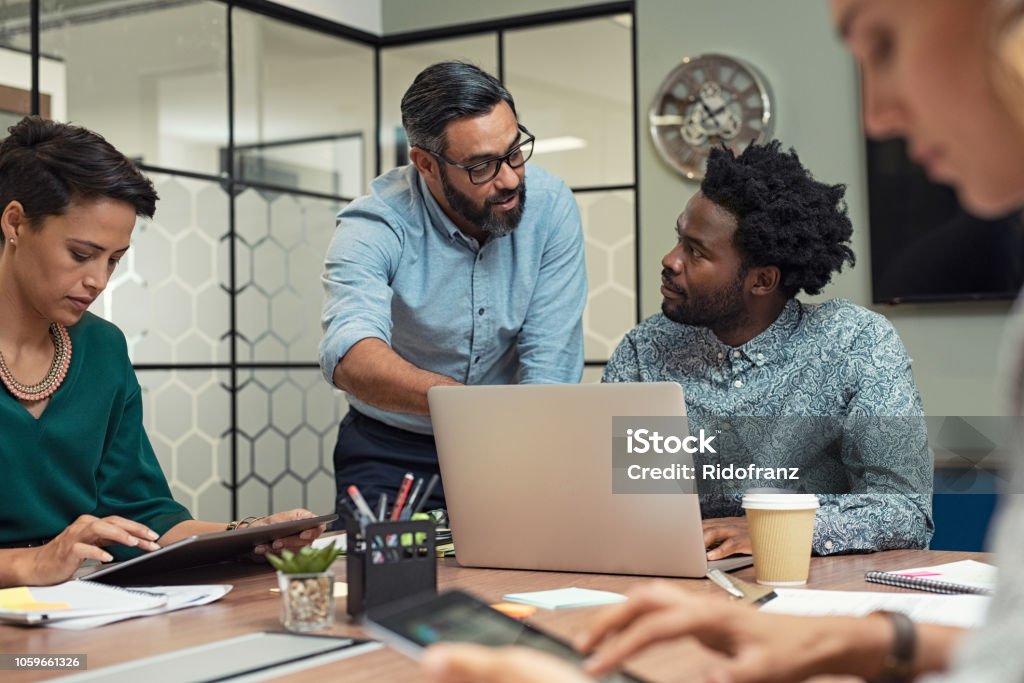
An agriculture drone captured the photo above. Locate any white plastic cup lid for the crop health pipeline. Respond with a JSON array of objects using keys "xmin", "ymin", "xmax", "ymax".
[{"xmin": 741, "ymin": 493, "xmax": 819, "ymax": 510}]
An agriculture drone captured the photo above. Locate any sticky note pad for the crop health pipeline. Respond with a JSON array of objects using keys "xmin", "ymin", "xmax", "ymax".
[
  {"xmin": 0, "ymin": 587, "xmax": 69, "ymax": 612},
  {"xmin": 490, "ymin": 602, "xmax": 537, "ymax": 620},
  {"xmin": 501, "ymin": 588, "xmax": 626, "ymax": 610},
  {"xmin": 0, "ymin": 587, "xmax": 35, "ymax": 609}
]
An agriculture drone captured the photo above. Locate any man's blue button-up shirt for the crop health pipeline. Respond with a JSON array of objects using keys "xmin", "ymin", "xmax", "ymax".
[{"xmin": 320, "ymin": 164, "xmax": 586, "ymax": 434}]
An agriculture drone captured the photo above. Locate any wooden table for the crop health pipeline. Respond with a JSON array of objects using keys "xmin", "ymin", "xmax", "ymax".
[{"xmin": 0, "ymin": 550, "xmax": 989, "ymax": 682}]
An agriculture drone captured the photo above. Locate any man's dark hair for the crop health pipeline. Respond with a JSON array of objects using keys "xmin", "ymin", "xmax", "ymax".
[
  {"xmin": 0, "ymin": 116, "xmax": 157, "ymax": 242},
  {"xmin": 701, "ymin": 141, "xmax": 855, "ymax": 298},
  {"xmin": 401, "ymin": 61, "xmax": 516, "ymax": 155}
]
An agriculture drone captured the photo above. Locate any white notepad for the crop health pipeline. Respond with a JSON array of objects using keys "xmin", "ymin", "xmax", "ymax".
[
  {"xmin": 0, "ymin": 581, "xmax": 166, "ymax": 624},
  {"xmin": 501, "ymin": 588, "xmax": 627, "ymax": 610},
  {"xmin": 761, "ymin": 589, "xmax": 991, "ymax": 628}
]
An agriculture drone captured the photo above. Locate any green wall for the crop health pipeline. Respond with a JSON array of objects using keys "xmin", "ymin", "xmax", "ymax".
[{"xmin": 381, "ymin": 0, "xmax": 1012, "ymax": 417}]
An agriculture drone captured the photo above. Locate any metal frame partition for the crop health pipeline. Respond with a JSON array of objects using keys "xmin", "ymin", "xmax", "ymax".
[{"xmin": 8, "ymin": 0, "xmax": 639, "ymax": 519}]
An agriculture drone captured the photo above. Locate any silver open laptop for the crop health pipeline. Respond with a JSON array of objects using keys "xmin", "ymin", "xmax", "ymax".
[{"xmin": 428, "ymin": 382, "xmax": 752, "ymax": 578}]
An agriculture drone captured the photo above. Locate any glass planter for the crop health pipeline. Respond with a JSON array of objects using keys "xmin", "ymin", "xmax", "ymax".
[{"xmin": 277, "ymin": 570, "xmax": 335, "ymax": 632}]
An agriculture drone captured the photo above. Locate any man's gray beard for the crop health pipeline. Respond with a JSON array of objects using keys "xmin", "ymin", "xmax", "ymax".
[{"xmin": 441, "ymin": 167, "xmax": 527, "ymax": 237}]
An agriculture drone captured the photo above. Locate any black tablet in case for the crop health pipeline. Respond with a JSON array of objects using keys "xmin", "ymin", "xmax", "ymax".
[{"xmin": 79, "ymin": 513, "xmax": 337, "ymax": 585}]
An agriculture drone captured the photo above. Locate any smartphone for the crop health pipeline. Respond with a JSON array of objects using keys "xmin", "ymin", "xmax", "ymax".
[{"xmin": 363, "ymin": 589, "xmax": 648, "ymax": 683}]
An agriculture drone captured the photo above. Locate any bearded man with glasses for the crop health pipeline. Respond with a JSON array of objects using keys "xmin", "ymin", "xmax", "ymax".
[{"xmin": 319, "ymin": 61, "xmax": 586, "ymax": 516}]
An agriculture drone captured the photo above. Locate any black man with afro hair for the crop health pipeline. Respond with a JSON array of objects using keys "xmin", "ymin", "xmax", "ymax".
[{"xmin": 603, "ymin": 141, "xmax": 932, "ymax": 560}]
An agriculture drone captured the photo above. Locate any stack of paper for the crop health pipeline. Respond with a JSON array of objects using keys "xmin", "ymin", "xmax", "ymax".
[
  {"xmin": 0, "ymin": 582, "xmax": 166, "ymax": 625},
  {"xmin": 48, "ymin": 584, "xmax": 232, "ymax": 630},
  {"xmin": 0, "ymin": 581, "xmax": 231, "ymax": 629},
  {"xmin": 761, "ymin": 589, "xmax": 990, "ymax": 628}
]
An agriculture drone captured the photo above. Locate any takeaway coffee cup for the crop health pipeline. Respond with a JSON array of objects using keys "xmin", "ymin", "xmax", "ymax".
[{"xmin": 742, "ymin": 492, "xmax": 819, "ymax": 586}]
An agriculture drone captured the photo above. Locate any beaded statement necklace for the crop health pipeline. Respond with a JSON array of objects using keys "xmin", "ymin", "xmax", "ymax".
[{"xmin": 0, "ymin": 323, "xmax": 72, "ymax": 402}]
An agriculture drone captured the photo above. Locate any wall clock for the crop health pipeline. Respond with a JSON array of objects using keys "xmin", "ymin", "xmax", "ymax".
[{"xmin": 649, "ymin": 53, "xmax": 775, "ymax": 180}]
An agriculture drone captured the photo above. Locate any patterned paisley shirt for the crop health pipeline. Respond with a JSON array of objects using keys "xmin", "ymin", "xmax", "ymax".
[{"xmin": 602, "ymin": 298, "xmax": 934, "ymax": 555}]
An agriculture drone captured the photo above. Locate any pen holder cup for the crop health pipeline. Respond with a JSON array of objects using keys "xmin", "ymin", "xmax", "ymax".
[{"xmin": 345, "ymin": 517, "xmax": 437, "ymax": 619}]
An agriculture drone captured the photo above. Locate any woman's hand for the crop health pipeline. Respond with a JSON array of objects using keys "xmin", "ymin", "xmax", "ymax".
[{"xmin": 12, "ymin": 514, "xmax": 159, "ymax": 586}]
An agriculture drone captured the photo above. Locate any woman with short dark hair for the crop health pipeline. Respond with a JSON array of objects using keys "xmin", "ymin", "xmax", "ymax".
[{"xmin": 0, "ymin": 116, "xmax": 322, "ymax": 587}]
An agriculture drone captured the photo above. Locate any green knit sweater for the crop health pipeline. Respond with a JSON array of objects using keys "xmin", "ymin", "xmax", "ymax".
[{"xmin": 0, "ymin": 312, "xmax": 192, "ymax": 558}]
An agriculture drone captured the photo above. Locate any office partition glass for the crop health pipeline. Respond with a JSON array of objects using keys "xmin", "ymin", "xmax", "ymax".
[
  {"xmin": 10, "ymin": 1, "xmax": 637, "ymax": 519},
  {"xmin": 234, "ymin": 189, "xmax": 345, "ymax": 364},
  {"xmin": 36, "ymin": 0, "xmax": 228, "ymax": 175},
  {"xmin": 504, "ymin": 15, "xmax": 633, "ymax": 188},
  {"xmin": 235, "ymin": 368, "xmax": 346, "ymax": 515},
  {"xmin": 140, "ymin": 370, "xmax": 231, "ymax": 521},
  {"xmin": 233, "ymin": 10, "xmax": 374, "ymax": 197},
  {"xmin": 503, "ymin": 14, "xmax": 637, "ymax": 364},
  {"xmin": 576, "ymin": 190, "xmax": 636, "ymax": 361},
  {"xmin": 380, "ymin": 36, "xmax": 498, "ymax": 174},
  {"xmin": 93, "ymin": 173, "xmax": 232, "ymax": 365},
  {"xmin": 0, "ymin": 2, "xmax": 38, "ymax": 129}
]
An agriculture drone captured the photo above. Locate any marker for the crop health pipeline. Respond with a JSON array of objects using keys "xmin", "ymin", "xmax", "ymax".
[
  {"xmin": 377, "ymin": 493, "xmax": 388, "ymax": 522},
  {"xmin": 348, "ymin": 484, "xmax": 378, "ymax": 523},
  {"xmin": 411, "ymin": 473, "xmax": 441, "ymax": 515},
  {"xmin": 390, "ymin": 473, "xmax": 415, "ymax": 521},
  {"xmin": 400, "ymin": 477, "xmax": 425, "ymax": 520}
]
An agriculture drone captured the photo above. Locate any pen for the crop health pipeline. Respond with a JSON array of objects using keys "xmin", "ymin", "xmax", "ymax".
[
  {"xmin": 377, "ymin": 493, "xmax": 388, "ymax": 522},
  {"xmin": 339, "ymin": 497, "xmax": 361, "ymax": 524},
  {"xmin": 400, "ymin": 477, "xmax": 425, "ymax": 520},
  {"xmin": 348, "ymin": 484, "xmax": 378, "ymax": 523},
  {"xmin": 410, "ymin": 473, "xmax": 441, "ymax": 515},
  {"xmin": 390, "ymin": 472, "xmax": 415, "ymax": 520},
  {"xmin": 706, "ymin": 569, "xmax": 744, "ymax": 599}
]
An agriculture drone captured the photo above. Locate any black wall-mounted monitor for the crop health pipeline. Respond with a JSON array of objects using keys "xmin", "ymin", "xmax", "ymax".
[{"xmin": 867, "ymin": 138, "xmax": 1024, "ymax": 304}]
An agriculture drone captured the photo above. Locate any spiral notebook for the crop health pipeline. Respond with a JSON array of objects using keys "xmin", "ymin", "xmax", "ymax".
[
  {"xmin": 0, "ymin": 580, "xmax": 166, "ymax": 624},
  {"xmin": 864, "ymin": 560, "xmax": 997, "ymax": 596}
]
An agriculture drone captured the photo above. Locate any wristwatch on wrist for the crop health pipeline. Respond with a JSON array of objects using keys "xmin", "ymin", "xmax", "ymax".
[{"xmin": 873, "ymin": 610, "xmax": 916, "ymax": 683}]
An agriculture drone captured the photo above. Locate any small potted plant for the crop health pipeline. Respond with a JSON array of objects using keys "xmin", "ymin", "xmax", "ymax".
[{"xmin": 268, "ymin": 545, "xmax": 344, "ymax": 632}]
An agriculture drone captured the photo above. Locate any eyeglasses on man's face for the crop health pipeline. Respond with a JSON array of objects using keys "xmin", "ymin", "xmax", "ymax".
[{"xmin": 424, "ymin": 124, "xmax": 535, "ymax": 185}]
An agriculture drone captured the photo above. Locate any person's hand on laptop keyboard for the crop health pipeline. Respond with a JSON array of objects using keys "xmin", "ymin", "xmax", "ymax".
[{"xmin": 702, "ymin": 516, "xmax": 751, "ymax": 560}]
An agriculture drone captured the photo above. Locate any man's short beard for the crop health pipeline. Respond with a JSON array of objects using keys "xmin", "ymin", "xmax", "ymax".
[
  {"xmin": 440, "ymin": 165, "xmax": 526, "ymax": 237},
  {"xmin": 661, "ymin": 268, "xmax": 749, "ymax": 332}
]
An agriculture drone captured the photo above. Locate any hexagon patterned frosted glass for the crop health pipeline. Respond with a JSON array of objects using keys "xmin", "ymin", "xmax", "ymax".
[
  {"xmin": 137, "ymin": 370, "xmax": 231, "ymax": 522},
  {"xmin": 576, "ymin": 190, "xmax": 637, "ymax": 361},
  {"xmin": 233, "ymin": 368, "xmax": 348, "ymax": 517},
  {"xmin": 235, "ymin": 188, "xmax": 344, "ymax": 364},
  {"xmin": 93, "ymin": 174, "xmax": 231, "ymax": 364}
]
